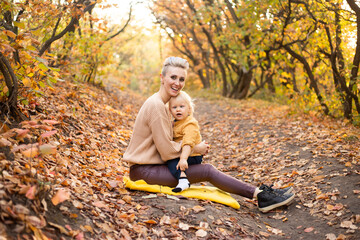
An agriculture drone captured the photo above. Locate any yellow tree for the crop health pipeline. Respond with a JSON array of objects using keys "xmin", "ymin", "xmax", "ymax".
[{"xmin": 0, "ymin": 0, "xmax": 98, "ymax": 122}]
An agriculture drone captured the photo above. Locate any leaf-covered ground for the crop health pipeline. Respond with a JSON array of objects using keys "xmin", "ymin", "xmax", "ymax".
[{"xmin": 0, "ymin": 80, "xmax": 359, "ymax": 239}]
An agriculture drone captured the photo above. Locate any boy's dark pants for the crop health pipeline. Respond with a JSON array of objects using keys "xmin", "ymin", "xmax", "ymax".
[{"xmin": 167, "ymin": 156, "xmax": 203, "ymax": 180}]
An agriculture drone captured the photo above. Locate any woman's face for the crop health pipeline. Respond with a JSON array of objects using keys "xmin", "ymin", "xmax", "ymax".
[{"xmin": 161, "ymin": 66, "xmax": 186, "ymax": 98}]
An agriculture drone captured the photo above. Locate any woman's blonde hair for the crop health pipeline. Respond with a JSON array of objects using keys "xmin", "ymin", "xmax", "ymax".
[
  {"xmin": 169, "ymin": 91, "xmax": 195, "ymax": 115},
  {"xmin": 161, "ymin": 56, "xmax": 189, "ymax": 76}
]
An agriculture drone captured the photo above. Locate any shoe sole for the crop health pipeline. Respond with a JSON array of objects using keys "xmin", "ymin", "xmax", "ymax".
[{"xmin": 258, "ymin": 193, "xmax": 295, "ymax": 213}]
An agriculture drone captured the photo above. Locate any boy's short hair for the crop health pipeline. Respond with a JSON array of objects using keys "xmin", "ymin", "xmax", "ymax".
[{"xmin": 170, "ymin": 91, "xmax": 195, "ymax": 115}]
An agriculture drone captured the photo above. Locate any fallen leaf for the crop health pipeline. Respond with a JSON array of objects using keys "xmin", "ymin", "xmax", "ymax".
[
  {"xmin": 14, "ymin": 204, "xmax": 30, "ymax": 215},
  {"xmin": 29, "ymin": 225, "xmax": 50, "ymax": 240},
  {"xmin": 120, "ymin": 229, "xmax": 131, "ymax": 240},
  {"xmin": 25, "ymin": 186, "xmax": 37, "ymax": 200},
  {"xmin": 199, "ymin": 221, "xmax": 209, "ymax": 229},
  {"xmin": 337, "ymin": 234, "xmax": 346, "ymax": 240},
  {"xmin": 14, "ymin": 129, "xmax": 30, "ymax": 140},
  {"xmin": 96, "ymin": 222, "xmax": 113, "ymax": 233},
  {"xmin": 22, "ymin": 146, "xmax": 39, "ymax": 158},
  {"xmin": 39, "ymin": 144, "xmax": 57, "ymax": 155},
  {"xmin": 166, "ymin": 195, "xmax": 180, "ymax": 201},
  {"xmin": 73, "ymin": 200, "xmax": 84, "ymax": 209},
  {"xmin": 340, "ymin": 220, "xmax": 358, "ymax": 229},
  {"xmin": 93, "ymin": 201, "xmax": 107, "ymax": 208},
  {"xmin": 26, "ymin": 215, "xmax": 46, "ymax": 228},
  {"xmin": 192, "ymin": 205, "xmax": 206, "ymax": 213},
  {"xmin": 345, "ymin": 162, "xmax": 352, "ymax": 167},
  {"xmin": 107, "ymin": 180, "xmax": 119, "ymax": 188},
  {"xmin": 179, "ymin": 222, "xmax": 190, "ymax": 230},
  {"xmin": 267, "ymin": 227, "xmax": 283, "ymax": 235},
  {"xmin": 122, "ymin": 195, "xmax": 132, "ymax": 204},
  {"xmin": 0, "ymin": 137, "xmax": 11, "ymax": 147},
  {"xmin": 75, "ymin": 232, "xmax": 84, "ymax": 240},
  {"xmin": 325, "ymin": 233, "xmax": 336, "ymax": 240},
  {"xmin": 81, "ymin": 225, "xmax": 94, "ymax": 233},
  {"xmin": 160, "ymin": 215, "xmax": 171, "ymax": 225},
  {"xmin": 42, "ymin": 120, "xmax": 59, "ymax": 125},
  {"xmin": 274, "ymin": 149, "xmax": 282, "ymax": 156},
  {"xmin": 51, "ymin": 189, "xmax": 70, "ymax": 206},
  {"xmin": 259, "ymin": 231, "xmax": 270, "ymax": 237},
  {"xmin": 304, "ymin": 227, "xmax": 314, "ymax": 232},
  {"xmin": 142, "ymin": 194, "xmax": 157, "ymax": 199},
  {"xmin": 144, "ymin": 220, "xmax": 157, "ymax": 225},
  {"xmin": 196, "ymin": 229, "xmax": 207, "ymax": 237},
  {"xmin": 316, "ymin": 193, "xmax": 328, "ymax": 200},
  {"xmin": 40, "ymin": 130, "xmax": 57, "ymax": 138},
  {"xmin": 41, "ymin": 199, "xmax": 48, "ymax": 211}
]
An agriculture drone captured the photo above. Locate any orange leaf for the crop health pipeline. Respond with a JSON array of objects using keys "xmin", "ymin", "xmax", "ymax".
[
  {"xmin": 4, "ymin": 30, "xmax": 17, "ymax": 39},
  {"xmin": 122, "ymin": 195, "xmax": 132, "ymax": 204},
  {"xmin": 304, "ymin": 227, "xmax": 314, "ymax": 232},
  {"xmin": 93, "ymin": 201, "xmax": 107, "ymax": 208},
  {"xmin": 316, "ymin": 193, "xmax": 328, "ymax": 200},
  {"xmin": 192, "ymin": 205, "xmax": 206, "ymax": 213},
  {"xmin": 326, "ymin": 204, "xmax": 334, "ymax": 211},
  {"xmin": 25, "ymin": 186, "xmax": 37, "ymax": 200},
  {"xmin": 144, "ymin": 220, "xmax": 157, "ymax": 224},
  {"xmin": 29, "ymin": 225, "xmax": 50, "ymax": 240},
  {"xmin": 22, "ymin": 146, "xmax": 39, "ymax": 158},
  {"xmin": 52, "ymin": 189, "xmax": 70, "ymax": 206},
  {"xmin": 82, "ymin": 225, "xmax": 94, "ymax": 233},
  {"xmin": 39, "ymin": 144, "xmax": 57, "ymax": 155}
]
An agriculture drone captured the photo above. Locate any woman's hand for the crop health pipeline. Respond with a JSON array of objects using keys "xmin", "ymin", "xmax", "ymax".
[
  {"xmin": 177, "ymin": 159, "xmax": 188, "ymax": 171},
  {"xmin": 193, "ymin": 141, "xmax": 210, "ymax": 155}
]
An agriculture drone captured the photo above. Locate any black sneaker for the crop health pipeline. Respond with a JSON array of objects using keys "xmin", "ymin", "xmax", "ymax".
[
  {"xmin": 257, "ymin": 187, "xmax": 295, "ymax": 213},
  {"xmin": 259, "ymin": 184, "xmax": 293, "ymax": 195}
]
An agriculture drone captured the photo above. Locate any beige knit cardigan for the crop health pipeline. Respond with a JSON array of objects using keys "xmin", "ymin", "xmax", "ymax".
[{"xmin": 123, "ymin": 92, "xmax": 182, "ymax": 165}]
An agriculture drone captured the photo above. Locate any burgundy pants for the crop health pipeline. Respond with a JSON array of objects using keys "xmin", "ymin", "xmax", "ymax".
[{"xmin": 130, "ymin": 163, "xmax": 256, "ymax": 199}]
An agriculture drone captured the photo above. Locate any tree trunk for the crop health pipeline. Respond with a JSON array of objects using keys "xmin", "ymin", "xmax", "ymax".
[
  {"xmin": 284, "ymin": 45, "xmax": 330, "ymax": 115},
  {"xmin": 346, "ymin": 0, "xmax": 360, "ymax": 116},
  {"xmin": 38, "ymin": 2, "xmax": 96, "ymax": 56},
  {"xmin": 0, "ymin": 53, "xmax": 28, "ymax": 122}
]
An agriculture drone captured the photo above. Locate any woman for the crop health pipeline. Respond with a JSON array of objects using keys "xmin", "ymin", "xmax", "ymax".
[{"xmin": 123, "ymin": 57, "xmax": 294, "ymax": 213}]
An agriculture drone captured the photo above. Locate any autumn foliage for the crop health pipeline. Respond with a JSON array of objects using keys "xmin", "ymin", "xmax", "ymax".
[
  {"xmin": 150, "ymin": 0, "xmax": 360, "ymax": 121},
  {"xmin": 1, "ymin": 0, "xmax": 131, "ymax": 123},
  {"xmin": 0, "ymin": 0, "xmax": 360, "ymax": 239}
]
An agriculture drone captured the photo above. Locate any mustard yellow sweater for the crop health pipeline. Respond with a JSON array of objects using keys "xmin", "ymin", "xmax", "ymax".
[
  {"xmin": 123, "ymin": 92, "xmax": 182, "ymax": 165},
  {"xmin": 173, "ymin": 115, "xmax": 202, "ymax": 156}
]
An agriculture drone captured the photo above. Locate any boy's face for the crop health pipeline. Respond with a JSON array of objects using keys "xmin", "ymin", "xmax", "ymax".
[{"xmin": 169, "ymin": 97, "xmax": 190, "ymax": 121}]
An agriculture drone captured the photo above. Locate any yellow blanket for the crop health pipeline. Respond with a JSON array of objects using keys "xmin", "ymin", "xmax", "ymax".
[{"xmin": 123, "ymin": 177, "xmax": 240, "ymax": 209}]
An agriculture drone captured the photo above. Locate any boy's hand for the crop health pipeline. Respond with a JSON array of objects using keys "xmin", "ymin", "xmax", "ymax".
[
  {"xmin": 177, "ymin": 159, "xmax": 188, "ymax": 171},
  {"xmin": 193, "ymin": 141, "xmax": 210, "ymax": 155}
]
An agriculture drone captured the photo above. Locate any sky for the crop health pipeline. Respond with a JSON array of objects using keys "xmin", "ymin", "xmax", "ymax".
[{"xmin": 94, "ymin": 0, "xmax": 154, "ymax": 28}]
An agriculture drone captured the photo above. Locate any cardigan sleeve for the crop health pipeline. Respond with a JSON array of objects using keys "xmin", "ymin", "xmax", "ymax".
[
  {"xmin": 181, "ymin": 122, "xmax": 200, "ymax": 149},
  {"xmin": 148, "ymin": 103, "xmax": 182, "ymax": 161}
]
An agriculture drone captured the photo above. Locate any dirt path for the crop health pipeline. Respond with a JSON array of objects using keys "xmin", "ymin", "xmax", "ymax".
[
  {"xmin": 132, "ymin": 97, "xmax": 360, "ymax": 239},
  {"xmin": 2, "ymin": 81, "xmax": 359, "ymax": 239}
]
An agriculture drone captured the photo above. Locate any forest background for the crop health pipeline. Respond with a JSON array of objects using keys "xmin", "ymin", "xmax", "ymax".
[
  {"xmin": 1, "ymin": 0, "xmax": 360, "ymax": 124},
  {"xmin": 0, "ymin": 0, "xmax": 360, "ymax": 239}
]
